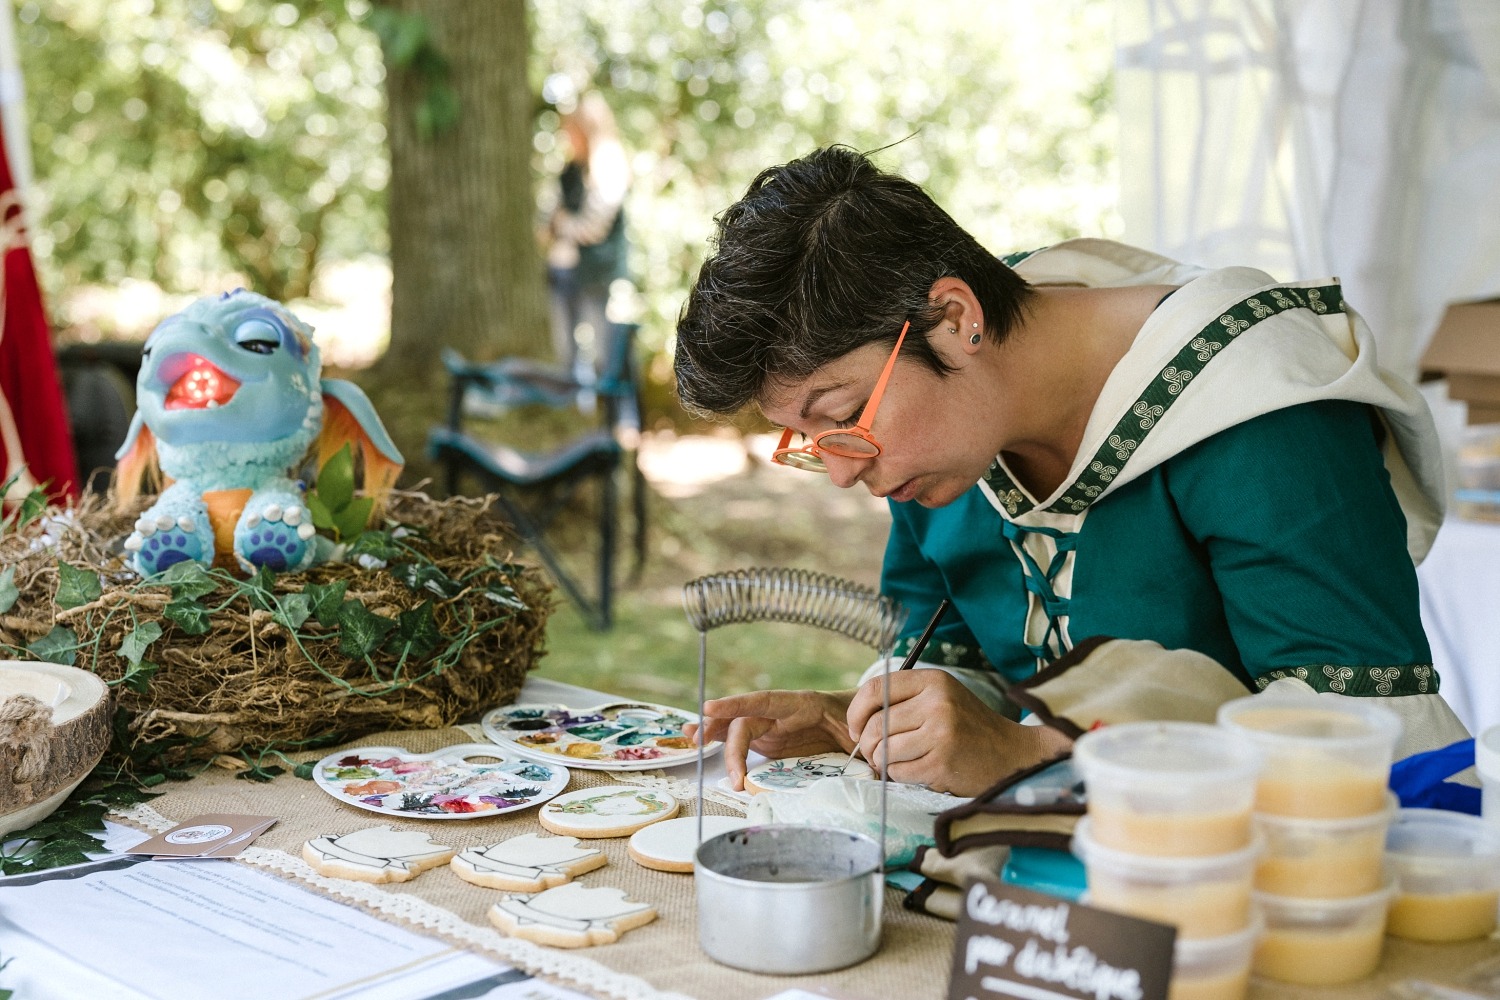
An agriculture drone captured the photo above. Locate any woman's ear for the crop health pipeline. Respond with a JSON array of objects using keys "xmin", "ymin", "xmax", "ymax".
[{"xmin": 928, "ymin": 277, "xmax": 984, "ymax": 352}]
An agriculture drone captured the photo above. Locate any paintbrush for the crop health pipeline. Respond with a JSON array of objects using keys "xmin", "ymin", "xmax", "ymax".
[{"xmin": 841, "ymin": 597, "xmax": 952, "ymax": 776}]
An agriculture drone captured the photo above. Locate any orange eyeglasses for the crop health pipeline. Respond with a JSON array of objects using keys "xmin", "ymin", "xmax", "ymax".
[{"xmin": 772, "ymin": 321, "xmax": 911, "ymax": 472}]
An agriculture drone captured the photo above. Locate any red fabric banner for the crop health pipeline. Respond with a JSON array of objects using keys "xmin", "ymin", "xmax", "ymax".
[{"xmin": 0, "ymin": 101, "xmax": 78, "ymax": 503}]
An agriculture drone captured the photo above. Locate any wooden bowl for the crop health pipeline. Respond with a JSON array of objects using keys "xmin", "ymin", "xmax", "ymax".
[{"xmin": 0, "ymin": 660, "xmax": 112, "ymax": 837}]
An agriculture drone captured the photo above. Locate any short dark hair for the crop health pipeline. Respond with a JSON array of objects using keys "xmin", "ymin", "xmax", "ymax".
[{"xmin": 674, "ymin": 145, "xmax": 1034, "ymax": 415}]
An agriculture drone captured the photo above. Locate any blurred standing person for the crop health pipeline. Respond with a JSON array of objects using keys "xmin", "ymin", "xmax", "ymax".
[{"xmin": 543, "ymin": 91, "xmax": 631, "ymax": 388}]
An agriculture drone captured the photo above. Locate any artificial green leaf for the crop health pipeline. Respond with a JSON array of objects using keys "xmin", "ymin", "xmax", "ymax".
[
  {"xmin": 348, "ymin": 529, "xmax": 402, "ymax": 561},
  {"xmin": 162, "ymin": 598, "xmax": 211, "ymax": 635},
  {"xmin": 304, "ymin": 492, "xmax": 335, "ymax": 530},
  {"xmin": 116, "ymin": 621, "xmax": 163, "ymax": 666},
  {"xmin": 386, "ymin": 600, "xmax": 440, "ymax": 660},
  {"xmin": 483, "ymin": 556, "xmax": 526, "ymax": 575},
  {"xmin": 293, "ymin": 762, "xmax": 315, "ymax": 780},
  {"xmin": 304, "ymin": 579, "xmax": 348, "ymax": 628},
  {"xmin": 27, "ymin": 626, "xmax": 78, "ymax": 665},
  {"xmin": 160, "ymin": 561, "xmax": 219, "ymax": 601},
  {"xmin": 55, "ymin": 563, "xmax": 103, "ymax": 610},
  {"xmin": 0, "ymin": 566, "xmax": 17, "ymax": 614},
  {"xmin": 244, "ymin": 565, "xmax": 276, "ymax": 611},
  {"xmin": 389, "ymin": 561, "xmax": 462, "ymax": 599},
  {"xmin": 336, "ymin": 600, "xmax": 397, "ymax": 658},
  {"xmin": 316, "ymin": 443, "xmax": 355, "ymax": 512},
  {"xmin": 273, "ymin": 593, "xmax": 312, "ymax": 631},
  {"xmin": 3, "ymin": 486, "xmax": 48, "ymax": 534},
  {"xmin": 333, "ymin": 496, "xmax": 374, "ymax": 541},
  {"xmin": 235, "ymin": 764, "xmax": 283, "ymax": 783},
  {"xmin": 122, "ymin": 660, "xmax": 159, "ymax": 694},
  {"xmin": 480, "ymin": 580, "xmax": 528, "ymax": 611}
]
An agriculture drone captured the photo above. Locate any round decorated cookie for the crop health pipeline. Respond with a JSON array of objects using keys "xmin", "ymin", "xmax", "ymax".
[
  {"xmin": 538, "ymin": 785, "xmax": 680, "ymax": 839},
  {"xmin": 627, "ymin": 815, "xmax": 752, "ymax": 873},
  {"xmin": 743, "ymin": 752, "xmax": 873, "ymax": 795}
]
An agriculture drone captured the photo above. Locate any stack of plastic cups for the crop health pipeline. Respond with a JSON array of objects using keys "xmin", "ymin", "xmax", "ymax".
[
  {"xmin": 1217, "ymin": 695, "xmax": 1402, "ymax": 988},
  {"xmin": 1072, "ymin": 722, "xmax": 1266, "ymax": 1000}
]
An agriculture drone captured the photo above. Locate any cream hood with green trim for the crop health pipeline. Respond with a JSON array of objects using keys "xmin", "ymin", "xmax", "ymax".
[{"xmin": 991, "ymin": 239, "xmax": 1445, "ymax": 563}]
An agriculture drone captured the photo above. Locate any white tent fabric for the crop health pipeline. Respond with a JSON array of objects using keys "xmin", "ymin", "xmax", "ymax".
[{"xmin": 1115, "ymin": 0, "xmax": 1500, "ymax": 381}]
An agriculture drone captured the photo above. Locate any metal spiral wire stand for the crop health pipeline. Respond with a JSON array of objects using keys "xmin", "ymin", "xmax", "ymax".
[{"xmin": 682, "ymin": 567, "xmax": 909, "ymax": 855}]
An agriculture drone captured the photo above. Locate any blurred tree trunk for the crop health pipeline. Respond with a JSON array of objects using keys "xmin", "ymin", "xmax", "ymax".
[{"xmin": 371, "ymin": 0, "xmax": 547, "ymax": 476}]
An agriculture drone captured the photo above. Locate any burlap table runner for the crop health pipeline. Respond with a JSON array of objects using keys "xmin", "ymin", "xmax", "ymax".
[
  {"xmin": 111, "ymin": 725, "xmax": 1500, "ymax": 1000},
  {"xmin": 111, "ymin": 726, "xmax": 956, "ymax": 1000}
]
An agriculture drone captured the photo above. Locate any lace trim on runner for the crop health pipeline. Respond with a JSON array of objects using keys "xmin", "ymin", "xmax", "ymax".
[{"xmin": 109, "ymin": 803, "xmax": 694, "ymax": 1000}]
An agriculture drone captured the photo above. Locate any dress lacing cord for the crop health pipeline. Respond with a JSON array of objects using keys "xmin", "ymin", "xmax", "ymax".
[{"xmin": 1001, "ymin": 519, "xmax": 1077, "ymax": 662}]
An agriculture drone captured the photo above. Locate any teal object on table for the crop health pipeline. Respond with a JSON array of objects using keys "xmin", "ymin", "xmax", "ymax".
[{"xmin": 1001, "ymin": 846, "xmax": 1087, "ymax": 901}]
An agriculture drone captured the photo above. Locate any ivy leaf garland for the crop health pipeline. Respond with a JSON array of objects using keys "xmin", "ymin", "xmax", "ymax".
[{"xmin": 55, "ymin": 563, "xmax": 103, "ymax": 609}]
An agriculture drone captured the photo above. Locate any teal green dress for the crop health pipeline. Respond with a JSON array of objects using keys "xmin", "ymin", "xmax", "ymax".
[{"xmin": 883, "ymin": 397, "xmax": 1435, "ymax": 698}]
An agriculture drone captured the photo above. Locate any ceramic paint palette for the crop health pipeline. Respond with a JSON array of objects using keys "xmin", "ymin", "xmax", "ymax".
[
  {"xmin": 312, "ymin": 743, "xmax": 569, "ymax": 819},
  {"xmin": 482, "ymin": 701, "xmax": 722, "ymax": 771}
]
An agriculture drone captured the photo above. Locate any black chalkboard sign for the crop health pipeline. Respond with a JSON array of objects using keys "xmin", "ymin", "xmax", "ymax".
[{"xmin": 947, "ymin": 877, "xmax": 1176, "ymax": 1000}]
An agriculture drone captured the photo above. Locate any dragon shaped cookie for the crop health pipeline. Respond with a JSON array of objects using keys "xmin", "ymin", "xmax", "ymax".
[{"xmin": 114, "ymin": 289, "xmax": 403, "ymax": 576}]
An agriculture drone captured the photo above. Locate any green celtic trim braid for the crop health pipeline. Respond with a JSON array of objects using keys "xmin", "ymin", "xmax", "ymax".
[
  {"xmin": 983, "ymin": 284, "xmax": 1346, "ymax": 517},
  {"xmin": 1254, "ymin": 662, "xmax": 1437, "ymax": 697}
]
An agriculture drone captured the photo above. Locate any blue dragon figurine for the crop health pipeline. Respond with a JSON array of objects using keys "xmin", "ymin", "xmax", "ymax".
[{"xmin": 114, "ymin": 289, "xmax": 404, "ymax": 576}]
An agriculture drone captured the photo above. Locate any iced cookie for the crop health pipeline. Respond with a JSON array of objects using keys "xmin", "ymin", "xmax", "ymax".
[
  {"xmin": 489, "ymin": 882, "xmax": 656, "ymax": 948},
  {"xmin": 450, "ymin": 833, "xmax": 607, "ymax": 891},
  {"xmin": 302, "ymin": 825, "xmax": 455, "ymax": 883},
  {"xmin": 743, "ymin": 752, "xmax": 873, "ymax": 795},
  {"xmin": 538, "ymin": 785, "xmax": 680, "ymax": 839},
  {"xmin": 627, "ymin": 815, "xmax": 752, "ymax": 873}
]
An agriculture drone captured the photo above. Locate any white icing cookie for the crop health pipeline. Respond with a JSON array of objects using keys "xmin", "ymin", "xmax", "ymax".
[
  {"xmin": 743, "ymin": 752, "xmax": 873, "ymax": 795},
  {"xmin": 488, "ymin": 882, "xmax": 656, "ymax": 948},
  {"xmin": 450, "ymin": 833, "xmax": 607, "ymax": 891},
  {"xmin": 538, "ymin": 785, "xmax": 680, "ymax": 839},
  {"xmin": 302, "ymin": 825, "xmax": 455, "ymax": 883},
  {"xmin": 627, "ymin": 815, "xmax": 752, "ymax": 873}
]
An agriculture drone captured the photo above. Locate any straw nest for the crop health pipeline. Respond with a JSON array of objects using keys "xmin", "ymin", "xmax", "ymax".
[{"xmin": 0, "ymin": 491, "xmax": 552, "ymax": 771}]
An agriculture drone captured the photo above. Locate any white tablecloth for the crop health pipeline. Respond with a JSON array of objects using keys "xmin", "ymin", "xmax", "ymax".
[{"xmin": 1419, "ymin": 517, "xmax": 1500, "ymax": 740}]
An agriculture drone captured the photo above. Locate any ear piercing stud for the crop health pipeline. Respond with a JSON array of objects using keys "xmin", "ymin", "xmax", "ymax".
[
  {"xmin": 969, "ymin": 332, "xmax": 982, "ymax": 345},
  {"xmin": 948, "ymin": 326, "xmax": 957, "ymax": 334}
]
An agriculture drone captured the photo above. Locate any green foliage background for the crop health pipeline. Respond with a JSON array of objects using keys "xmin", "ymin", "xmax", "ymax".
[{"xmin": 18, "ymin": 0, "xmax": 1118, "ymax": 395}]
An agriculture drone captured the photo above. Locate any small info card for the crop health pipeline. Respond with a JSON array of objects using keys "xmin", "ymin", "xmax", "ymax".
[{"xmin": 123, "ymin": 813, "xmax": 278, "ymax": 859}]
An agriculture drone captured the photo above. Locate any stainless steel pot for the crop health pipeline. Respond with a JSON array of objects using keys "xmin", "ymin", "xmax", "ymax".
[{"xmin": 695, "ymin": 823, "xmax": 884, "ymax": 974}]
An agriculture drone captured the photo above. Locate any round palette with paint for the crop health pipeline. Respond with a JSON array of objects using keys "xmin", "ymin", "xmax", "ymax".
[
  {"xmin": 311, "ymin": 743, "xmax": 569, "ymax": 819},
  {"xmin": 481, "ymin": 700, "xmax": 722, "ymax": 771}
]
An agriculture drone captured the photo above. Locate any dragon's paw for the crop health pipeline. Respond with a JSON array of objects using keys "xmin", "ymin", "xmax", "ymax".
[
  {"xmin": 235, "ymin": 500, "xmax": 317, "ymax": 574},
  {"xmin": 124, "ymin": 512, "xmax": 212, "ymax": 576}
]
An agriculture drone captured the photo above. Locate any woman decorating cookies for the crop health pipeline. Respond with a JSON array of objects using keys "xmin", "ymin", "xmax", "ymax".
[{"xmin": 674, "ymin": 145, "xmax": 1471, "ymax": 797}]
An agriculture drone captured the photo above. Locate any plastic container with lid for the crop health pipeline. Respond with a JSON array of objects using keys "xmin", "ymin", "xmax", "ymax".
[
  {"xmin": 1477, "ymin": 724, "xmax": 1500, "ymax": 830},
  {"xmin": 1252, "ymin": 882, "xmax": 1393, "ymax": 986},
  {"xmin": 1385, "ymin": 807, "xmax": 1500, "ymax": 942},
  {"xmin": 1073, "ymin": 816, "xmax": 1261, "ymax": 939},
  {"xmin": 1216, "ymin": 694, "xmax": 1401, "ymax": 819},
  {"xmin": 1169, "ymin": 912, "xmax": 1262, "ymax": 1000},
  {"xmin": 1072, "ymin": 721, "xmax": 1264, "ymax": 856},
  {"xmin": 1252, "ymin": 792, "xmax": 1397, "ymax": 898}
]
